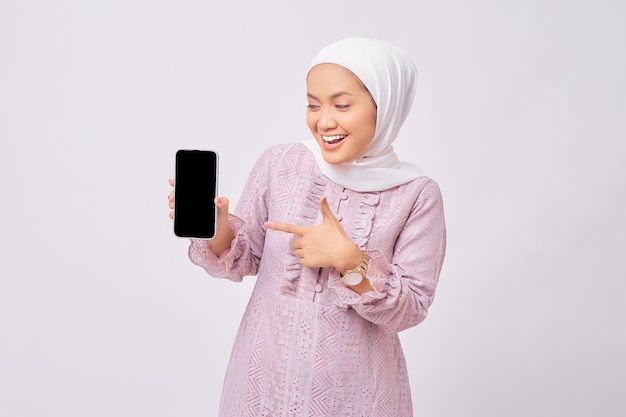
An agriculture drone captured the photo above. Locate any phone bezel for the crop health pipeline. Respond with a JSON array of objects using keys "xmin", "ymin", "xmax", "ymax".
[{"xmin": 173, "ymin": 149, "xmax": 219, "ymax": 240}]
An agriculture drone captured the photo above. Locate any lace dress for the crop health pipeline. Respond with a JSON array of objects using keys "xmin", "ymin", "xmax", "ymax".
[{"xmin": 189, "ymin": 142, "xmax": 446, "ymax": 416}]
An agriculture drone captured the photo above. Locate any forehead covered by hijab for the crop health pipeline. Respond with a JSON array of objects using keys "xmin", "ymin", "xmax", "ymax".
[{"xmin": 308, "ymin": 37, "xmax": 417, "ymax": 158}]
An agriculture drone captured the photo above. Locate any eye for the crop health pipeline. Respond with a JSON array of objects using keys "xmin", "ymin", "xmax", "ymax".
[
  {"xmin": 306, "ymin": 104, "xmax": 320, "ymax": 111},
  {"xmin": 335, "ymin": 104, "xmax": 350, "ymax": 110}
]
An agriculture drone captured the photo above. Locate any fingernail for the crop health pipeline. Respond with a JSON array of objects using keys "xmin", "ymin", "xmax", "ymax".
[
  {"xmin": 217, "ymin": 198, "xmax": 223, "ymax": 204},
  {"xmin": 263, "ymin": 222, "xmax": 271, "ymax": 228}
]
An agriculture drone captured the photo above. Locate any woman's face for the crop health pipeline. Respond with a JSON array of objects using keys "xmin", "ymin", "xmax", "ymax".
[{"xmin": 306, "ymin": 64, "xmax": 377, "ymax": 165}]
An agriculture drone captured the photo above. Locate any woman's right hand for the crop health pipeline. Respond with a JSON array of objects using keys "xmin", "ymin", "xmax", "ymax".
[
  {"xmin": 168, "ymin": 178, "xmax": 175, "ymax": 219},
  {"xmin": 209, "ymin": 196, "xmax": 235, "ymax": 257},
  {"xmin": 169, "ymin": 178, "xmax": 234, "ymax": 256}
]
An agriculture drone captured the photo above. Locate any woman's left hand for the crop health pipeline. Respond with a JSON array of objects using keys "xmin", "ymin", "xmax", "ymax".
[{"xmin": 264, "ymin": 196, "xmax": 363, "ymax": 272}]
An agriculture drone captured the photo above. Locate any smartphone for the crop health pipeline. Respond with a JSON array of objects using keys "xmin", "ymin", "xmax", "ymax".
[{"xmin": 174, "ymin": 150, "xmax": 218, "ymax": 239}]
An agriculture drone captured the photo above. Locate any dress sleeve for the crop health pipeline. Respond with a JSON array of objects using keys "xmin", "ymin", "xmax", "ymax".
[
  {"xmin": 187, "ymin": 146, "xmax": 277, "ymax": 281},
  {"xmin": 330, "ymin": 179, "xmax": 447, "ymax": 333}
]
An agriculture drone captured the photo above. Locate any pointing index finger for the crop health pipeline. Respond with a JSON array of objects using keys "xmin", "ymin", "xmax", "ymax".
[{"xmin": 264, "ymin": 221, "xmax": 306, "ymax": 236}]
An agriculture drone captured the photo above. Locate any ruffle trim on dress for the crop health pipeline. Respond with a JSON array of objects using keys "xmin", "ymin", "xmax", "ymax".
[
  {"xmin": 328, "ymin": 249, "xmax": 397, "ymax": 308},
  {"xmin": 188, "ymin": 214, "xmax": 246, "ymax": 280},
  {"xmin": 328, "ymin": 192, "xmax": 400, "ymax": 309},
  {"xmin": 279, "ymin": 174, "xmax": 326, "ymax": 296},
  {"xmin": 351, "ymin": 192, "xmax": 379, "ymax": 249}
]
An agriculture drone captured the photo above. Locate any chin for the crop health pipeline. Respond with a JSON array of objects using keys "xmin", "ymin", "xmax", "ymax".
[
  {"xmin": 321, "ymin": 152, "xmax": 343, "ymax": 165},
  {"xmin": 324, "ymin": 158, "xmax": 351, "ymax": 165}
]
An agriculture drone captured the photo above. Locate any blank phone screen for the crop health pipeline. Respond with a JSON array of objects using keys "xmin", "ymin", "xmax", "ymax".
[{"xmin": 174, "ymin": 150, "xmax": 218, "ymax": 239}]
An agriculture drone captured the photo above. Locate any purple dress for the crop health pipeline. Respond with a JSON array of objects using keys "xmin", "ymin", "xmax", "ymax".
[{"xmin": 189, "ymin": 142, "xmax": 446, "ymax": 417}]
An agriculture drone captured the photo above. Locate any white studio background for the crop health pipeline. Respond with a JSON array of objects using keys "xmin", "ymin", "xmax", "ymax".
[{"xmin": 1, "ymin": 1, "xmax": 624, "ymax": 416}]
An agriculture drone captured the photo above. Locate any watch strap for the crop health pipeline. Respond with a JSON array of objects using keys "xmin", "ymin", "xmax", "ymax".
[{"xmin": 340, "ymin": 253, "xmax": 370, "ymax": 282}]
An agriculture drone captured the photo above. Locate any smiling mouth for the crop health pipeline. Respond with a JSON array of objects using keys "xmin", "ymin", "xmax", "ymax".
[{"xmin": 322, "ymin": 134, "xmax": 347, "ymax": 144}]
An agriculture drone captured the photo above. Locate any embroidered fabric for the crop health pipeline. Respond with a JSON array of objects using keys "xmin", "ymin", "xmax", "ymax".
[
  {"xmin": 188, "ymin": 142, "xmax": 446, "ymax": 416},
  {"xmin": 281, "ymin": 174, "xmax": 325, "ymax": 296}
]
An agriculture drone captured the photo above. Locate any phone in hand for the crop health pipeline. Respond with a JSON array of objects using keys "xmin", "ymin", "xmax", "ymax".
[{"xmin": 174, "ymin": 149, "xmax": 218, "ymax": 239}]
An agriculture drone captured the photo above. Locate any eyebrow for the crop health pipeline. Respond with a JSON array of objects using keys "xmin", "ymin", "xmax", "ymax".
[{"xmin": 307, "ymin": 91, "xmax": 354, "ymax": 100}]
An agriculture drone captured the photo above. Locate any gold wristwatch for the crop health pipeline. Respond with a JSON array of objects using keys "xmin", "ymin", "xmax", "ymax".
[{"xmin": 340, "ymin": 254, "xmax": 370, "ymax": 286}]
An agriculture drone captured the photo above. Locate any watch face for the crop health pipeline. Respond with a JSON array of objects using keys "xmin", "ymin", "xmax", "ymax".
[{"xmin": 344, "ymin": 272, "xmax": 363, "ymax": 286}]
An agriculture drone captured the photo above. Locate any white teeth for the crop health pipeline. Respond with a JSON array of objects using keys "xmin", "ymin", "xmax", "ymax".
[{"xmin": 322, "ymin": 135, "xmax": 347, "ymax": 143}]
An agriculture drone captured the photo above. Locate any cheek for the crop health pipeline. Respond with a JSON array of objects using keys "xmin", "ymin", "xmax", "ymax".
[
  {"xmin": 351, "ymin": 111, "xmax": 375, "ymax": 135},
  {"xmin": 354, "ymin": 110, "xmax": 376, "ymax": 145},
  {"xmin": 367, "ymin": 107, "xmax": 377, "ymax": 128},
  {"xmin": 362, "ymin": 109, "xmax": 377, "ymax": 137}
]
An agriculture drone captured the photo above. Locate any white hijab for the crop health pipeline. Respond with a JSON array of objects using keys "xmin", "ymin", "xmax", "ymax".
[{"xmin": 303, "ymin": 37, "xmax": 424, "ymax": 192}]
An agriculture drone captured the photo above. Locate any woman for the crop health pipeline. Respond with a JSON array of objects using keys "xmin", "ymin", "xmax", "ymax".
[{"xmin": 169, "ymin": 37, "xmax": 446, "ymax": 416}]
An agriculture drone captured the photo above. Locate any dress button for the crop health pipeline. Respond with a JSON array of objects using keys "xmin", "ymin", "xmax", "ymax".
[
  {"xmin": 314, "ymin": 283, "xmax": 323, "ymax": 292},
  {"xmin": 341, "ymin": 192, "xmax": 349, "ymax": 200}
]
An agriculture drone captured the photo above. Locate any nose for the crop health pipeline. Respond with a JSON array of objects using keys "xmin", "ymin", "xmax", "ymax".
[{"xmin": 317, "ymin": 107, "xmax": 337, "ymax": 131}]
